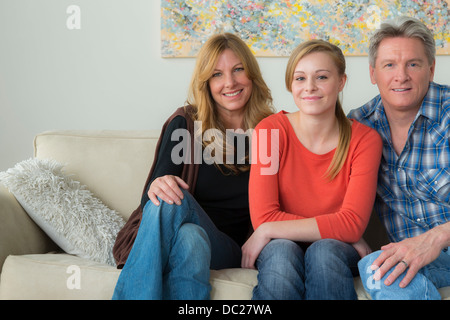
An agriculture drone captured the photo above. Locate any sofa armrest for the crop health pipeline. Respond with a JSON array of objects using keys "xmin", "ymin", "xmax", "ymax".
[{"xmin": 0, "ymin": 184, "xmax": 59, "ymax": 272}]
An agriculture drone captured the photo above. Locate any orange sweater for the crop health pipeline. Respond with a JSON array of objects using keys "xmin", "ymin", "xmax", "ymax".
[{"xmin": 249, "ymin": 111, "xmax": 382, "ymax": 243}]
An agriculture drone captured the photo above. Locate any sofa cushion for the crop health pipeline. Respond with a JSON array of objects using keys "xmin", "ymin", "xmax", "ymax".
[
  {"xmin": 0, "ymin": 254, "xmax": 120, "ymax": 300},
  {"xmin": 0, "ymin": 253, "xmax": 258, "ymax": 300},
  {"xmin": 34, "ymin": 130, "xmax": 161, "ymax": 220},
  {"xmin": 209, "ymin": 268, "xmax": 258, "ymax": 300},
  {"xmin": 5, "ymin": 253, "xmax": 447, "ymax": 300},
  {"xmin": 2, "ymin": 254, "xmax": 449, "ymax": 300}
]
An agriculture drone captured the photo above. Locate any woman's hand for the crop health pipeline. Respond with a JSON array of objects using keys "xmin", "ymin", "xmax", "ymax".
[
  {"xmin": 351, "ymin": 238, "xmax": 372, "ymax": 258},
  {"xmin": 148, "ymin": 175, "xmax": 189, "ymax": 206},
  {"xmin": 241, "ymin": 224, "xmax": 271, "ymax": 269}
]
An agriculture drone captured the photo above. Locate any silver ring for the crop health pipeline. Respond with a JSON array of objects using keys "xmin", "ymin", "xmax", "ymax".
[{"xmin": 400, "ymin": 260, "xmax": 408, "ymax": 268}]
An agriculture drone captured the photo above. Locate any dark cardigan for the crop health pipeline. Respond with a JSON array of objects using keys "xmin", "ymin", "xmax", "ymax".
[{"xmin": 112, "ymin": 106, "xmax": 199, "ymax": 268}]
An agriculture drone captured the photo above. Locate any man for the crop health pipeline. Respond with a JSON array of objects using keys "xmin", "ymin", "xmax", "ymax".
[{"xmin": 349, "ymin": 16, "xmax": 450, "ymax": 299}]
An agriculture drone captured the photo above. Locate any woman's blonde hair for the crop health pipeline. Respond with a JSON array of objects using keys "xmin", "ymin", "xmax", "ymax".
[
  {"xmin": 285, "ymin": 39, "xmax": 351, "ymax": 180},
  {"xmin": 186, "ymin": 33, "xmax": 275, "ymax": 174}
]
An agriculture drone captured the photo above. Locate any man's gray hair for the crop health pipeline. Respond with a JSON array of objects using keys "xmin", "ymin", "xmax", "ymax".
[{"xmin": 369, "ymin": 16, "xmax": 436, "ymax": 67}]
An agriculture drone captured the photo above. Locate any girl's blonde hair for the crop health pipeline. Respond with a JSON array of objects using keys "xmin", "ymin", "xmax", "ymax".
[
  {"xmin": 186, "ymin": 33, "xmax": 275, "ymax": 174},
  {"xmin": 285, "ymin": 40, "xmax": 351, "ymax": 180}
]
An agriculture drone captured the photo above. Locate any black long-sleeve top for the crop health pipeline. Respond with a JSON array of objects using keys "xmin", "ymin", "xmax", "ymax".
[{"xmin": 141, "ymin": 116, "xmax": 251, "ymax": 247}]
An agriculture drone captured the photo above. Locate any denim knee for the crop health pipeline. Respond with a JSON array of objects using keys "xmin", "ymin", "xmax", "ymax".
[
  {"xmin": 357, "ymin": 250, "xmax": 442, "ymax": 300},
  {"xmin": 165, "ymin": 223, "xmax": 212, "ymax": 299},
  {"xmin": 168, "ymin": 223, "xmax": 211, "ymax": 285},
  {"xmin": 257, "ymin": 239, "xmax": 304, "ymax": 269},
  {"xmin": 306, "ymin": 239, "xmax": 358, "ymax": 268},
  {"xmin": 304, "ymin": 239, "xmax": 360, "ymax": 300},
  {"xmin": 253, "ymin": 239, "xmax": 305, "ymax": 300},
  {"xmin": 175, "ymin": 223, "xmax": 211, "ymax": 261}
]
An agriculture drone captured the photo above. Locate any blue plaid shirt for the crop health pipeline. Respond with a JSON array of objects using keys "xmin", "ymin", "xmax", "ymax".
[{"xmin": 349, "ymin": 82, "xmax": 450, "ymax": 243}]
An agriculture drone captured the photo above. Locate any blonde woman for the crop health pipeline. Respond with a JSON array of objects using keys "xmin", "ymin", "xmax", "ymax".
[
  {"xmin": 112, "ymin": 33, "xmax": 274, "ymax": 300},
  {"xmin": 241, "ymin": 40, "xmax": 382, "ymax": 299}
]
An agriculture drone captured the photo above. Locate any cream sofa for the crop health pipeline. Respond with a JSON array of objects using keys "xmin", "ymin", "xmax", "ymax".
[{"xmin": 0, "ymin": 130, "xmax": 448, "ymax": 300}]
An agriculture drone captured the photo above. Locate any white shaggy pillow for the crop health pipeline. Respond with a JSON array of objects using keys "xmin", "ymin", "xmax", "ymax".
[{"xmin": 0, "ymin": 158, "xmax": 125, "ymax": 266}]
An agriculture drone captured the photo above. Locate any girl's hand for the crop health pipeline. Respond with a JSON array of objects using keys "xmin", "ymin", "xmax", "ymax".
[
  {"xmin": 351, "ymin": 237, "xmax": 372, "ymax": 258},
  {"xmin": 241, "ymin": 224, "xmax": 271, "ymax": 269}
]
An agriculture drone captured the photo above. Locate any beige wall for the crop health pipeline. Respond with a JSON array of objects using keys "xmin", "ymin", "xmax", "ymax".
[{"xmin": 1, "ymin": 0, "xmax": 449, "ymax": 170}]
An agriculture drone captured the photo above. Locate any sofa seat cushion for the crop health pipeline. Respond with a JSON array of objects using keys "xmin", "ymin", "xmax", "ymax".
[
  {"xmin": 210, "ymin": 268, "xmax": 258, "ymax": 300},
  {"xmin": 1, "ymin": 254, "xmax": 448, "ymax": 300},
  {"xmin": 0, "ymin": 253, "xmax": 257, "ymax": 300},
  {"xmin": 0, "ymin": 254, "xmax": 119, "ymax": 299}
]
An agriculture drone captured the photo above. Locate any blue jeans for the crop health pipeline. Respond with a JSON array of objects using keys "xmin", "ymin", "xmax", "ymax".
[
  {"xmin": 112, "ymin": 190, "xmax": 242, "ymax": 300},
  {"xmin": 253, "ymin": 238, "xmax": 360, "ymax": 300},
  {"xmin": 358, "ymin": 248, "xmax": 450, "ymax": 300}
]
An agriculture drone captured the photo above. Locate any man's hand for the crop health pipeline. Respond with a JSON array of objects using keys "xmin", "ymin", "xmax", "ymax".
[{"xmin": 372, "ymin": 223, "xmax": 450, "ymax": 288}]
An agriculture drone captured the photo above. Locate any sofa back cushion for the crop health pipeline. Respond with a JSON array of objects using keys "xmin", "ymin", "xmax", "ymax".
[{"xmin": 34, "ymin": 130, "xmax": 160, "ymax": 220}]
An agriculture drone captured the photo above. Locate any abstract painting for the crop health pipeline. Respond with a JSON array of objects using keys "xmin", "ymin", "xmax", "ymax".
[{"xmin": 161, "ymin": 0, "xmax": 450, "ymax": 57}]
